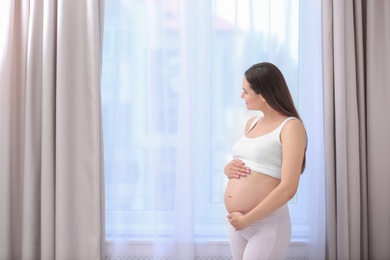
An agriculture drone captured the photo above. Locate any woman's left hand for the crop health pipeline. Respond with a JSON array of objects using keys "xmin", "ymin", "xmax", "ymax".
[{"xmin": 227, "ymin": 212, "xmax": 249, "ymax": 231}]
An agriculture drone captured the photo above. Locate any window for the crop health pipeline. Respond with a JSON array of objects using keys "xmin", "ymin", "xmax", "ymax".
[{"xmin": 103, "ymin": 0, "xmax": 324, "ymax": 256}]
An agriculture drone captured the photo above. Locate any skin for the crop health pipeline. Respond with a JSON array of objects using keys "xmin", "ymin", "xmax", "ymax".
[{"xmin": 224, "ymin": 76, "xmax": 306, "ymax": 231}]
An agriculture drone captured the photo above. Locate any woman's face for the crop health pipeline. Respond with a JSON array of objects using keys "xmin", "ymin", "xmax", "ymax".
[{"xmin": 241, "ymin": 77, "xmax": 263, "ymax": 110}]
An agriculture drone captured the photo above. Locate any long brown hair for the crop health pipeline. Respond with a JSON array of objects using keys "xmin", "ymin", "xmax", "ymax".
[{"xmin": 244, "ymin": 62, "xmax": 306, "ymax": 173}]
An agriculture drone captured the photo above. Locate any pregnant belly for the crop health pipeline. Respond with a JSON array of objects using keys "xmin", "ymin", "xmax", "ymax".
[{"xmin": 224, "ymin": 171, "xmax": 280, "ymax": 213}]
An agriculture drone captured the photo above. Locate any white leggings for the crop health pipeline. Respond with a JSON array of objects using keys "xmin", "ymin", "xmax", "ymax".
[{"xmin": 228, "ymin": 204, "xmax": 291, "ymax": 260}]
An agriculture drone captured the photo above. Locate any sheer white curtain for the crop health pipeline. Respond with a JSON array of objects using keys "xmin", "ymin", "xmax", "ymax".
[{"xmin": 103, "ymin": 0, "xmax": 324, "ymax": 259}]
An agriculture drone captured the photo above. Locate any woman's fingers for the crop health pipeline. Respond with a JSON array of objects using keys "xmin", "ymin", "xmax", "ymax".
[
  {"xmin": 233, "ymin": 160, "xmax": 250, "ymax": 172},
  {"xmin": 226, "ymin": 159, "xmax": 250, "ymax": 179}
]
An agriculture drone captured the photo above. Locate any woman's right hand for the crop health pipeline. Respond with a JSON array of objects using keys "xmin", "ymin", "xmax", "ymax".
[{"xmin": 224, "ymin": 159, "xmax": 250, "ymax": 179}]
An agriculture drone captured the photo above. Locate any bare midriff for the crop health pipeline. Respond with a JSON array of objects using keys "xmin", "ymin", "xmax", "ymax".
[{"xmin": 224, "ymin": 170, "xmax": 281, "ymax": 213}]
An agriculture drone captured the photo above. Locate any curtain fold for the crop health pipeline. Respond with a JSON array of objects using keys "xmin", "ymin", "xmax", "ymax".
[
  {"xmin": 365, "ymin": 1, "xmax": 390, "ymax": 258},
  {"xmin": 322, "ymin": 1, "xmax": 367, "ymax": 259},
  {"xmin": 322, "ymin": 0, "xmax": 390, "ymax": 259},
  {"xmin": 0, "ymin": 1, "xmax": 105, "ymax": 259}
]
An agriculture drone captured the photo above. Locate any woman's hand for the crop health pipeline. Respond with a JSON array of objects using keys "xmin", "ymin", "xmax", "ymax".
[
  {"xmin": 227, "ymin": 212, "xmax": 250, "ymax": 231},
  {"xmin": 224, "ymin": 159, "xmax": 250, "ymax": 179}
]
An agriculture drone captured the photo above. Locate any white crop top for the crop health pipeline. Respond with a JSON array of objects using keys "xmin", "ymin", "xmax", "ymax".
[{"xmin": 231, "ymin": 116, "xmax": 296, "ymax": 179}]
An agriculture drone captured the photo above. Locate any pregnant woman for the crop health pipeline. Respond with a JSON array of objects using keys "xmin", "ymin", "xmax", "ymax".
[{"xmin": 224, "ymin": 62, "xmax": 307, "ymax": 260}]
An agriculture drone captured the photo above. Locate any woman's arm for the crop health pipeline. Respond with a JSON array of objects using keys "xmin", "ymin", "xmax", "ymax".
[
  {"xmin": 228, "ymin": 119, "xmax": 307, "ymax": 230},
  {"xmin": 224, "ymin": 116, "xmax": 258, "ymax": 179}
]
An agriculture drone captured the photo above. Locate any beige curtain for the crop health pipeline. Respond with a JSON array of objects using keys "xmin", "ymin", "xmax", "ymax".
[
  {"xmin": 0, "ymin": 1, "xmax": 105, "ymax": 259},
  {"xmin": 322, "ymin": 0, "xmax": 390, "ymax": 259}
]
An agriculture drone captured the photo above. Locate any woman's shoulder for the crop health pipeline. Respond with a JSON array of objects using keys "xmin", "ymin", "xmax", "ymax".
[
  {"xmin": 285, "ymin": 117, "xmax": 304, "ymax": 126},
  {"xmin": 280, "ymin": 118, "xmax": 307, "ymax": 142},
  {"xmin": 247, "ymin": 115, "xmax": 260, "ymax": 124},
  {"xmin": 244, "ymin": 116, "xmax": 261, "ymax": 133}
]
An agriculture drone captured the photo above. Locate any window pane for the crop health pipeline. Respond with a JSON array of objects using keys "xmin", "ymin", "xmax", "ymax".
[{"xmin": 103, "ymin": 0, "xmax": 309, "ymax": 242}]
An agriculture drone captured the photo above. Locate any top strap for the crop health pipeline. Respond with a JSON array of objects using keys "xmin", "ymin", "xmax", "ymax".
[
  {"xmin": 245, "ymin": 116, "xmax": 297, "ymax": 136},
  {"xmin": 278, "ymin": 117, "xmax": 297, "ymax": 131},
  {"xmin": 245, "ymin": 116, "xmax": 262, "ymax": 135}
]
